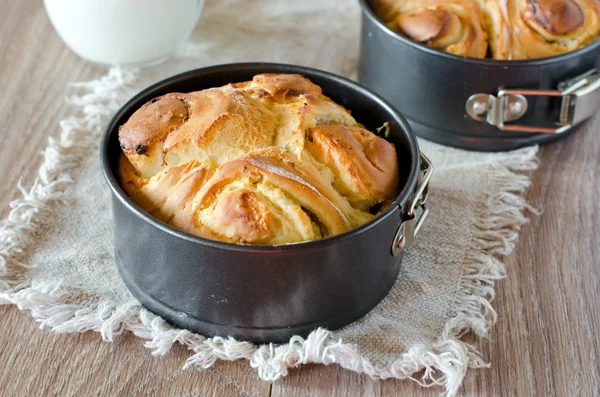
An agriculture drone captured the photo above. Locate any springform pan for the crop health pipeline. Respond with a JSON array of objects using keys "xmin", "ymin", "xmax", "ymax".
[{"xmin": 100, "ymin": 63, "xmax": 432, "ymax": 343}]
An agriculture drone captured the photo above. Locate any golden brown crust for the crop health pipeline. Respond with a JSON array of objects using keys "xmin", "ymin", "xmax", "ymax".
[
  {"xmin": 274, "ymin": 94, "xmax": 357, "ymax": 156},
  {"xmin": 207, "ymin": 189, "xmax": 278, "ymax": 244},
  {"xmin": 117, "ymin": 74, "xmax": 398, "ymax": 245},
  {"xmin": 305, "ymin": 125, "xmax": 399, "ymax": 210},
  {"xmin": 119, "ymin": 88, "xmax": 278, "ymax": 178},
  {"xmin": 119, "ymin": 94, "xmax": 190, "ymax": 178},
  {"xmin": 505, "ymin": 0, "xmax": 600, "ymax": 59},
  {"xmin": 389, "ymin": 1, "xmax": 490, "ymax": 58},
  {"xmin": 163, "ymin": 88, "xmax": 278, "ymax": 166},
  {"xmin": 118, "ymin": 154, "xmax": 214, "ymax": 222},
  {"xmin": 370, "ymin": 0, "xmax": 599, "ymax": 59},
  {"xmin": 523, "ymin": 0, "xmax": 585, "ymax": 34},
  {"xmin": 180, "ymin": 148, "xmax": 355, "ymax": 244},
  {"xmin": 230, "ymin": 73, "xmax": 323, "ymax": 102},
  {"xmin": 119, "ymin": 95, "xmax": 189, "ymax": 152},
  {"xmin": 397, "ymin": 8, "xmax": 456, "ymax": 42}
]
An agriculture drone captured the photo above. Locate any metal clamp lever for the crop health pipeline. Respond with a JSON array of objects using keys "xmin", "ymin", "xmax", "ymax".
[
  {"xmin": 466, "ymin": 69, "xmax": 600, "ymax": 134},
  {"xmin": 391, "ymin": 152, "xmax": 433, "ymax": 256}
]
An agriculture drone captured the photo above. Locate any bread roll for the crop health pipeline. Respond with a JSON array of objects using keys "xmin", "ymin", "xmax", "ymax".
[
  {"xmin": 118, "ymin": 74, "xmax": 399, "ymax": 245},
  {"xmin": 503, "ymin": 0, "xmax": 600, "ymax": 59},
  {"xmin": 390, "ymin": 0, "xmax": 491, "ymax": 58},
  {"xmin": 370, "ymin": 0, "xmax": 599, "ymax": 59},
  {"xmin": 305, "ymin": 125, "xmax": 399, "ymax": 211},
  {"xmin": 372, "ymin": 0, "xmax": 509, "ymax": 58}
]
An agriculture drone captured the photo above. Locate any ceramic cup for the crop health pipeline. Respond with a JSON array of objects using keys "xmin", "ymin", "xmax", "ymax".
[{"xmin": 44, "ymin": 0, "xmax": 205, "ymax": 67}]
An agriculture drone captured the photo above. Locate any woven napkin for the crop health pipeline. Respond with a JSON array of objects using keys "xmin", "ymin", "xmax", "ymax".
[{"xmin": 0, "ymin": 0, "xmax": 538, "ymax": 395}]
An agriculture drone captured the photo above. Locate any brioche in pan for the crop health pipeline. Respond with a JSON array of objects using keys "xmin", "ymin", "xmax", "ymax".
[
  {"xmin": 118, "ymin": 74, "xmax": 399, "ymax": 245},
  {"xmin": 370, "ymin": 0, "xmax": 600, "ymax": 59},
  {"xmin": 504, "ymin": 0, "xmax": 600, "ymax": 59},
  {"xmin": 389, "ymin": 0, "xmax": 492, "ymax": 58}
]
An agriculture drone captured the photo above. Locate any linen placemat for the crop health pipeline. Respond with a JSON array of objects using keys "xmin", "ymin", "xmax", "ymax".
[{"xmin": 0, "ymin": 0, "xmax": 538, "ymax": 395}]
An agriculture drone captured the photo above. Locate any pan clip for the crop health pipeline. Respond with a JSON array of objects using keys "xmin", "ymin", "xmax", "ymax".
[
  {"xmin": 391, "ymin": 152, "xmax": 433, "ymax": 257},
  {"xmin": 465, "ymin": 69, "xmax": 600, "ymax": 134}
]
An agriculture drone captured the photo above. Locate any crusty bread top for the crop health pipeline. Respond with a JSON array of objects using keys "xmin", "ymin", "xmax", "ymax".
[
  {"xmin": 118, "ymin": 73, "xmax": 399, "ymax": 245},
  {"xmin": 370, "ymin": 0, "xmax": 600, "ymax": 60}
]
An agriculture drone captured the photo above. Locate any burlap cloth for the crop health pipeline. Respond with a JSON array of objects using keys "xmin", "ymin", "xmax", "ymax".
[{"xmin": 0, "ymin": 0, "xmax": 539, "ymax": 395}]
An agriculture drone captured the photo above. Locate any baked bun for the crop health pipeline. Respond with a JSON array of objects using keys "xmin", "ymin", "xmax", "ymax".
[
  {"xmin": 370, "ymin": 0, "xmax": 599, "ymax": 59},
  {"xmin": 118, "ymin": 74, "xmax": 399, "ymax": 245},
  {"xmin": 390, "ymin": 1, "xmax": 491, "ymax": 58},
  {"xmin": 504, "ymin": 0, "xmax": 600, "ymax": 59},
  {"xmin": 119, "ymin": 88, "xmax": 277, "ymax": 178},
  {"xmin": 305, "ymin": 125, "xmax": 399, "ymax": 210}
]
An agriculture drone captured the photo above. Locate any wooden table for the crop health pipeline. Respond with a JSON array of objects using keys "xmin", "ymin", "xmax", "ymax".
[{"xmin": 1, "ymin": 1, "xmax": 598, "ymax": 396}]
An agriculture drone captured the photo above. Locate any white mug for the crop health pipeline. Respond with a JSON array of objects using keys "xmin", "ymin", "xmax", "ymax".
[{"xmin": 44, "ymin": 0, "xmax": 205, "ymax": 67}]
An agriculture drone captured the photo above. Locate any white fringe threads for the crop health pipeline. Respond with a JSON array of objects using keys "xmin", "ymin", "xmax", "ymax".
[{"xmin": 0, "ymin": 67, "xmax": 538, "ymax": 397}]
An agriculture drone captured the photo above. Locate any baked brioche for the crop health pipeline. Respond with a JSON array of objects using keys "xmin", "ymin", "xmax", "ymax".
[
  {"xmin": 389, "ymin": 1, "xmax": 491, "ymax": 58},
  {"xmin": 119, "ymin": 88, "xmax": 277, "ymax": 178},
  {"xmin": 305, "ymin": 125, "xmax": 399, "ymax": 210},
  {"xmin": 504, "ymin": 0, "xmax": 600, "ymax": 59},
  {"xmin": 370, "ymin": 0, "xmax": 599, "ymax": 59},
  {"xmin": 118, "ymin": 74, "xmax": 399, "ymax": 245}
]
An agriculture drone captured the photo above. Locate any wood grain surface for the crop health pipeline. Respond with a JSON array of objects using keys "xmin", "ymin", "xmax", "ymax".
[{"xmin": 1, "ymin": 1, "xmax": 599, "ymax": 396}]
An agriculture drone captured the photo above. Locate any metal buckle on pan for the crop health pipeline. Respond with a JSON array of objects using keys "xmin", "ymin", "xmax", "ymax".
[
  {"xmin": 391, "ymin": 152, "xmax": 433, "ymax": 256},
  {"xmin": 466, "ymin": 69, "xmax": 600, "ymax": 134}
]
